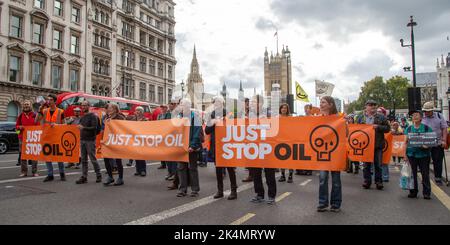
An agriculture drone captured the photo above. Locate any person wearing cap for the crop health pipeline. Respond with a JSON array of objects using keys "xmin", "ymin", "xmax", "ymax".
[
  {"xmin": 421, "ymin": 101, "xmax": 448, "ymax": 186},
  {"xmin": 404, "ymin": 110, "xmax": 432, "ymax": 199},
  {"xmin": 355, "ymin": 100, "xmax": 391, "ymax": 190}
]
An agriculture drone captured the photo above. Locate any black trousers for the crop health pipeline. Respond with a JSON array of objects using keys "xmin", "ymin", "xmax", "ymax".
[
  {"xmin": 104, "ymin": 158, "xmax": 124, "ymax": 179},
  {"xmin": 216, "ymin": 167, "xmax": 237, "ymax": 193},
  {"xmin": 252, "ymin": 168, "xmax": 276, "ymax": 199},
  {"xmin": 430, "ymin": 146, "xmax": 444, "ymax": 179},
  {"xmin": 409, "ymin": 156, "xmax": 431, "ymax": 196}
]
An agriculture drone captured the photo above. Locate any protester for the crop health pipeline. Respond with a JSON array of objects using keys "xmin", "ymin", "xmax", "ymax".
[
  {"xmin": 400, "ymin": 117, "xmax": 409, "ymax": 129},
  {"xmin": 127, "ymin": 106, "xmax": 148, "ymax": 177},
  {"xmin": 421, "ymin": 101, "xmax": 448, "ymax": 186},
  {"xmin": 156, "ymin": 104, "xmax": 169, "ymax": 170},
  {"xmin": 278, "ymin": 103, "xmax": 294, "ymax": 183},
  {"xmin": 103, "ymin": 103, "xmax": 126, "ymax": 186},
  {"xmin": 75, "ymin": 101, "xmax": 102, "ymax": 184},
  {"xmin": 167, "ymin": 99, "xmax": 181, "ymax": 189},
  {"xmin": 176, "ymin": 98, "xmax": 202, "ymax": 197},
  {"xmin": 36, "ymin": 94, "xmax": 66, "ymax": 182},
  {"xmin": 249, "ymin": 95, "xmax": 277, "ymax": 205},
  {"xmin": 377, "ymin": 107, "xmax": 390, "ymax": 182},
  {"xmin": 355, "ymin": 100, "xmax": 391, "ymax": 190},
  {"xmin": 242, "ymin": 98, "xmax": 254, "ymax": 183},
  {"xmin": 296, "ymin": 104, "xmax": 314, "ymax": 176},
  {"xmin": 405, "ymin": 111, "xmax": 432, "ymax": 199},
  {"xmin": 65, "ymin": 107, "xmax": 82, "ymax": 169},
  {"xmin": 206, "ymin": 97, "xmax": 237, "ymax": 200},
  {"xmin": 391, "ymin": 121, "xmax": 404, "ymax": 165},
  {"xmin": 317, "ymin": 96, "xmax": 342, "ymax": 212},
  {"xmin": 16, "ymin": 100, "xmax": 39, "ymax": 177},
  {"xmin": 345, "ymin": 114, "xmax": 360, "ymax": 174}
]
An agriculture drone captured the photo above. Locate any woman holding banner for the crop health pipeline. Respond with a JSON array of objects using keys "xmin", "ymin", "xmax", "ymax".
[
  {"xmin": 278, "ymin": 103, "xmax": 294, "ymax": 183},
  {"xmin": 345, "ymin": 114, "xmax": 360, "ymax": 174},
  {"xmin": 103, "ymin": 103, "xmax": 127, "ymax": 186},
  {"xmin": 317, "ymin": 96, "xmax": 342, "ymax": 212},
  {"xmin": 404, "ymin": 111, "xmax": 432, "ymax": 199},
  {"xmin": 127, "ymin": 107, "xmax": 149, "ymax": 177}
]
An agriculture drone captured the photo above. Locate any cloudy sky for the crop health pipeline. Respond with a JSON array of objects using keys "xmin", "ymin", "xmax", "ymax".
[{"xmin": 174, "ymin": 0, "xmax": 450, "ymax": 103}]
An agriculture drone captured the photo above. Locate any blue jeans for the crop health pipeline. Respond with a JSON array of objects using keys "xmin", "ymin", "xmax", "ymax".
[
  {"xmin": 46, "ymin": 162, "xmax": 64, "ymax": 176},
  {"xmin": 167, "ymin": 162, "xmax": 177, "ymax": 175},
  {"xmin": 135, "ymin": 160, "xmax": 147, "ymax": 174},
  {"xmin": 319, "ymin": 171, "xmax": 342, "ymax": 208},
  {"xmin": 381, "ymin": 164, "xmax": 389, "ymax": 181},
  {"xmin": 363, "ymin": 148, "xmax": 383, "ymax": 184}
]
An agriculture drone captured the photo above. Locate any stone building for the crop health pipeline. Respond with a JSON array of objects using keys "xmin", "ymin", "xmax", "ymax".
[
  {"xmin": 436, "ymin": 53, "xmax": 450, "ymax": 120},
  {"xmin": 264, "ymin": 45, "xmax": 292, "ymax": 102}
]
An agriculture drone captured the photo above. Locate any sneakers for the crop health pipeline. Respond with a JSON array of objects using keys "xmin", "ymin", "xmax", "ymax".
[
  {"xmin": 103, "ymin": 176, "xmax": 115, "ymax": 186},
  {"xmin": 317, "ymin": 205, "xmax": 328, "ymax": 212},
  {"xmin": 76, "ymin": 176, "xmax": 87, "ymax": 184},
  {"xmin": 134, "ymin": 172, "xmax": 140, "ymax": 176},
  {"xmin": 278, "ymin": 175, "xmax": 286, "ymax": 182},
  {"xmin": 167, "ymin": 184, "xmax": 178, "ymax": 190},
  {"xmin": 266, "ymin": 197, "xmax": 275, "ymax": 205},
  {"xmin": 228, "ymin": 191, "xmax": 237, "ymax": 200},
  {"xmin": 177, "ymin": 192, "xmax": 187, "ymax": 197},
  {"xmin": 96, "ymin": 175, "xmax": 102, "ymax": 183},
  {"xmin": 190, "ymin": 191, "xmax": 199, "ymax": 197},
  {"xmin": 330, "ymin": 206, "xmax": 341, "ymax": 213},
  {"xmin": 250, "ymin": 196, "xmax": 265, "ymax": 203},
  {"xmin": 140, "ymin": 172, "xmax": 146, "ymax": 177},
  {"xmin": 435, "ymin": 179, "xmax": 443, "ymax": 186},
  {"xmin": 113, "ymin": 178, "xmax": 124, "ymax": 186},
  {"xmin": 43, "ymin": 176, "xmax": 54, "ymax": 182},
  {"xmin": 19, "ymin": 173, "xmax": 27, "ymax": 178},
  {"xmin": 287, "ymin": 176, "xmax": 293, "ymax": 183},
  {"xmin": 362, "ymin": 182, "xmax": 371, "ymax": 189},
  {"xmin": 33, "ymin": 173, "xmax": 39, "ymax": 177},
  {"xmin": 424, "ymin": 195, "xmax": 431, "ymax": 200},
  {"xmin": 214, "ymin": 192, "xmax": 224, "ymax": 199}
]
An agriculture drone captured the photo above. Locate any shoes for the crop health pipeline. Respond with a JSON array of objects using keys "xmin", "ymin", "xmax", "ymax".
[
  {"xmin": 74, "ymin": 165, "xmax": 80, "ymax": 169},
  {"xmin": 33, "ymin": 173, "xmax": 39, "ymax": 177},
  {"xmin": 330, "ymin": 206, "xmax": 341, "ymax": 213},
  {"xmin": 287, "ymin": 176, "xmax": 293, "ymax": 183},
  {"xmin": 177, "ymin": 192, "xmax": 187, "ymax": 197},
  {"xmin": 65, "ymin": 164, "xmax": 74, "ymax": 169},
  {"xmin": 317, "ymin": 205, "xmax": 328, "ymax": 212},
  {"xmin": 306, "ymin": 171, "xmax": 313, "ymax": 176},
  {"xmin": 214, "ymin": 192, "xmax": 224, "ymax": 199},
  {"xmin": 166, "ymin": 174, "xmax": 175, "ymax": 181},
  {"xmin": 96, "ymin": 175, "xmax": 102, "ymax": 183},
  {"xmin": 435, "ymin": 180, "xmax": 443, "ymax": 186},
  {"xmin": 16, "ymin": 163, "xmax": 20, "ymax": 166},
  {"xmin": 266, "ymin": 197, "xmax": 275, "ymax": 205},
  {"xmin": 376, "ymin": 183, "xmax": 384, "ymax": 190},
  {"xmin": 278, "ymin": 175, "xmax": 286, "ymax": 182},
  {"xmin": 250, "ymin": 196, "xmax": 265, "ymax": 203},
  {"xmin": 134, "ymin": 172, "xmax": 140, "ymax": 176},
  {"xmin": 76, "ymin": 176, "xmax": 87, "ymax": 184},
  {"xmin": 43, "ymin": 176, "xmax": 54, "ymax": 182},
  {"xmin": 383, "ymin": 179, "xmax": 389, "ymax": 183},
  {"xmin": 126, "ymin": 163, "xmax": 133, "ymax": 167},
  {"xmin": 167, "ymin": 184, "xmax": 178, "ymax": 190},
  {"xmin": 362, "ymin": 182, "xmax": 371, "ymax": 189},
  {"xmin": 228, "ymin": 191, "xmax": 237, "ymax": 200},
  {"xmin": 242, "ymin": 176, "xmax": 253, "ymax": 182},
  {"xmin": 190, "ymin": 191, "xmax": 199, "ymax": 197},
  {"xmin": 140, "ymin": 172, "xmax": 146, "ymax": 177},
  {"xmin": 408, "ymin": 193, "xmax": 418, "ymax": 198},
  {"xmin": 354, "ymin": 169, "xmax": 359, "ymax": 174},
  {"xmin": 113, "ymin": 178, "xmax": 124, "ymax": 186},
  {"xmin": 19, "ymin": 173, "xmax": 27, "ymax": 178},
  {"xmin": 424, "ymin": 195, "xmax": 431, "ymax": 200},
  {"xmin": 60, "ymin": 173, "xmax": 66, "ymax": 181},
  {"xmin": 103, "ymin": 177, "xmax": 115, "ymax": 186}
]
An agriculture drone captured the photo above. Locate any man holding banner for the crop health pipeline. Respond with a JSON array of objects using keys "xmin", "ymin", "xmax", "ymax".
[
  {"xmin": 355, "ymin": 100, "xmax": 390, "ymax": 190},
  {"xmin": 36, "ymin": 94, "xmax": 66, "ymax": 182}
]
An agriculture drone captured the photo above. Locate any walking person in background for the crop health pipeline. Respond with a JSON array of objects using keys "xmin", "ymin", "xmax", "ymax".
[
  {"xmin": 127, "ymin": 106, "xmax": 148, "ymax": 177},
  {"xmin": 103, "ymin": 103, "xmax": 127, "ymax": 186},
  {"xmin": 36, "ymin": 94, "xmax": 66, "ymax": 182},
  {"xmin": 76, "ymin": 101, "xmax": 102, "ymax": 184},
  {"xmin": 278, "ymin": 103, "xmax": 294, "ymax": 183},
  {"xmin": 16, "ymin": 100, "xmax": 39, "ymax": 177},
  {"xmin": 317, "ymin": 96, "xmax": 343, "ymax": 212},
  {"xmin": 206, "ymin": 97, "xmax": 238, "ymax": 200},
  {"xmin": 421, "ymin": 101, "xmax": 448, "ymax": 186},
  {"xmin": 405, "ymin": 110, "xmax": 432, "ymax": 199}
]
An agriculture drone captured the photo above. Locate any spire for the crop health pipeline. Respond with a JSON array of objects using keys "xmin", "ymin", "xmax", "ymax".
[
  {"xmin": 239, "ymin": 80, "xmax": 243, "ymax": 92},
  {"xmin": 437, "ymin": 58, "xmax": 440, "ymax": 68},
  {"xmin": 190, "ymin": 45, "xmax": 199, "ymax": 74},
  {"xmin": 441, "ymin": 54, "xmax": 445, "ymax": 66},
  {"xmin": 264, "ymin": 47, "xmax": 268, "ymax": 57}
]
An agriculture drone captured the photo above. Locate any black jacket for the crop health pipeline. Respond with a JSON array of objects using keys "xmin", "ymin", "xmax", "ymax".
[
  {"xmin": 205, "ymin": 109, "xmax": 227, "ymax": 161},
  {"xmin": 355, "ymin": 113, "xmax": 391, "ymax": 149},
  {"xmin": 80, "ymin": 112, "xmax": 98, "ymax": 141}
]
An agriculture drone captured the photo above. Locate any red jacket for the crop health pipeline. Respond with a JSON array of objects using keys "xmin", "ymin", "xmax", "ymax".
[{"xmin": 16, "ymin": 111, "xmax": 38, "ymax": 140}]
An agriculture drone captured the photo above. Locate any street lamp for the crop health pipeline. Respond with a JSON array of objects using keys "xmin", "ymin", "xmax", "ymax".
[
  {"xmin": 400, "ymin": 15, "xmax": 418, "ymax": 87},
  {"xmin": 181, "ymin": 80, "xmax": 185, "ymax": 99}
]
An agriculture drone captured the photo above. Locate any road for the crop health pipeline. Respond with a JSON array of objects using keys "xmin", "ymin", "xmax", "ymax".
[{"xmin": 0, "ymin": 152, "xmax": 450, "ymax": 225}]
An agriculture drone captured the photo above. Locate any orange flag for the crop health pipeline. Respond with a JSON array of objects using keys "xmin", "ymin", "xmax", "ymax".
[{"xmin": 347, "ymin": 124, "xmax": 375, "ymax": 162}]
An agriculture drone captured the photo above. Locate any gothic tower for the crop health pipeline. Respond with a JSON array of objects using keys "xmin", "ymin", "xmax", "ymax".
[
  {"xmin": 186, "ymin": 45, "xmax": 204, "ymax": 106},
  {"xmin": 264, "ymin": 45, "xmax": 292, "ymax": 101}
]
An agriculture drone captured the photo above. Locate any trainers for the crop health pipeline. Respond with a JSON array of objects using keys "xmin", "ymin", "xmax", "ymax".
[
  {"xmin": 287, "ymin": 176, "xmax": 293, "ymax": 183},
  {"xmin": 134, "ymin": 172, "xmax": 140, "ymax": 176},
  {"xmin": 408, "ymin": 193, "xmax": 418, "ymax": 198},
  {"xmin": 266, "ymin": 197, "xmax": 275, "ymax": 205},
  {"xmin": 103, "ymin": 177, "xmax": 115, "ymax": 186},
  {"xmin": 43, "ymin": 176, "xmax": 54, "ymax": 182},
  {"xmin": 436, "ymin": 180, "xmax": 443, "ymax": 186},
  {"xmin": 140, "ymin": 172, "xmax": 146, "ymax": 177},
  {"xmin": 177, "ymin": 192, "xmax": 187, "ymax": 197},
  {"xmin": 76, "ymin": 177, "xmax": 87, "ymax": 184},
  {"xmin": 167, "ymin": 175, "xmax": 175, "ymax": 181},
  {"xmin": 317, "ymin": 205, "xmax": 328, "ymax": 212},
  {"xmin": 278, "ymin": 176, "xmax": 286, "ymax": 182},
  {"xmin": 190, "ymin": 191, "xmax": 199, "ymax": 197},
  {"xmin": 96, "ymin": 175, "xmax": 102, "ymax": 183},
  {"xmin": 330, "ymin": 206, "xmax": 341, "ymax": 213},
  {"xmin": 19, "ymin": 173, "xmax": 27, "ymax": 178},
  {"xmin": 33, "ymin": 173, "xmax": 39, "ymax": 177},
  {"xmin": 250, "ymin": 196, "xmax": 265, "ymax": 203},
  {"xmin": 424, "ymin": 195, "xmax": 431, "ymax": 200},
  {"xmin": 113, "ymin": 178, "xmax": 124, "ymax": 186},
  {"xmin": 227, "ymin": 191, "xmax": 237, "ymax": 200}
]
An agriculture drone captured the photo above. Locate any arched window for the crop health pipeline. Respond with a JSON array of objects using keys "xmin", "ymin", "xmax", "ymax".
[
  {"xmin": 98, "ymin": 86, "xmax": 104, "ymax": 96},
  {"xmin": 95, "ymin": 9, "xmax": 99, "ymax": 21},
  {"xmin": 99, "ymin": 60, "xmax": 104, "ymax": 74},
  {"xmin": 93, "ymin": 58, "xmax": 99, "ymax": 73},
  {"xmin": 100, "ymin": 11, "xmax": 104, "ymax": 23},
  {"xmin": 105, "ymin": 14, "xmax": 109, "ymax": 25},
  {"xmin": 92, "ymin": 85, "xmax": 97, "ymax": 95},
  {"xmin": 105, "ymin": 87, "xmax": 110, "ymax": 96},
  {"xmin": 105, "ymin": 61, "xmax": 109, "ymax": 75},
  {"xmin": 7, "ymin": 101, "xmax": 19, "ymax": 122}
]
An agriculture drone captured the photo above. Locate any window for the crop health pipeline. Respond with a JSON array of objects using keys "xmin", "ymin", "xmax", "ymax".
[
  {"xmin": 169, "ymin": 42, "xmax": 173, "ymax": 56},
  {"xmin": 70, "ymin": 69, "xmax": 79, "ymax": 91},
  {"xmin": 53, "ymin": 29, "xmax": 63, "ymax": 49},
  {"xmin": 140, "ymin": 56, "xmax": 147, "ymax": 72},
  {"xmin": 149, "ymin": 84, "xmax": 155, "ymax": 102},
  {"xmin": 139, "ymin": 82, "xmax": 146, "ymax": 100},
  {"xmin": 33, "ymin": 23, "xmax": 44, "ymax": 44},
  {"xmin": 34, "ymin": 0, "xmax": 45, "ymax": 9},
  {"xmin": 123, "ymin": 78, "xmax": 134, "ymax": 98},
  {"xmin": 148, "ymin": 35, "xmax": 155, "ymax": 49},
  {"xmin": 10, "ymin": 15, "xmax": 23, "ymax": 38},
  {"xmin": 149, "ymin": 59, "xmax": 155, "ymax": 75},
  {"xmin": 123, "ymin": 0, "xmax": 135, "ymax": 14},
  {"xmin": 70, "ymin": 34, "xmax": 80, "ymax": 54},
  {"xmin": 9, "ymin": 56, "xmax": 20, "ymax": 82},
  {"xmin": 168, "ymin": 65, "xmax": 173, "ymax": 80},
  {"xmin": 122, "ymin": 22, "xmax": 134, "ymax": 39},
  {"xmin": 52, "ymin": 65, "xmax": 62, "ymax": 89},
  {"xmin": 32, "ymin": 61, "xmax": 43, "ymax": 86},
  {"xmin": 122, "ymin": 50, "xmax": 134, "ymax": 68},
  {"xmin": 54, "ymin": 0, "xmax": 63, "ymax": 17},
  {"xmin": 168, "ymin": 88, "xmax": 173, "ymax": 101},
  {"xmin": 155, "ymin": 20, "xmax": 161, "ymax": 30},
  {"xmin": 140, "ymin": 31, "xmax": 146, "ymax": 45},
  {"xmin": 157, "ymin": 39, "xmax": 164, "ymax": 53},
  {"xmin": 158, "ymin": 62, "xmax": 164, "ymax": 77},
  {"xmin": 71, "ymin": 6, "xmax": 80, "ymax": 23},
  {"xmin": 7, "ymin": 102, "xmax": 19, "ymax": 122},
  {"xmin": 158, "ymin": 86, "xmax": 164, "ymax": 103}
]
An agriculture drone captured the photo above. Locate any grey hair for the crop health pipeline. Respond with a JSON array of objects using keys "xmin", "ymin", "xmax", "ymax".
[{"xmin": 135, "ymin": 106, "xmax": 144, "ymax": 112}]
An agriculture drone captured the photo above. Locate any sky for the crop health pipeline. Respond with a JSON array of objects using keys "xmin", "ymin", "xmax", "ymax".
[{"xmin": 174, "ymin": 0, "xmax": 450, "ymax": 103}]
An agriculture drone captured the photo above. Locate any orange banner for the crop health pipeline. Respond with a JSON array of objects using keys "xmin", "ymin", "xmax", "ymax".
[
  {"xmin": 392, "ymin": 135, "xmax": 407, "ymax": 157},
  {"xmin": 95, "ymin": 132, "xmax": 103, "ymax": 159},
  {"xmin": 21, "ymin": 125, "xmax": 80, "ymax": 163},
  {"xmin": 101, "ymin": 119, "xmax": 190, "ymax": 162},
  {"xmin": 382, "ymin": 133, "xmax": 393, "ymax": 164},
  {"xmin": 215, "ymin": 116, "xmax": 348, "ymax": 171},
  {"xmin": 347, "ymin": 124, "xmax": 375, "ymax": 162}
]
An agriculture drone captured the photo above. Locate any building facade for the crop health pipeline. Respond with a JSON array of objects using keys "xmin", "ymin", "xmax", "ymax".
[
  {"xmin": 416, "ymin": 72, "xmax": 438, "ymax": 111},
  {"xmin": 0, "ymin": 0, "xmax": 176, "ymax": 122},
  {"xmin": 436, "ymin": 53, "xmax": 450, "ymax": 120},
  {"xmin": 264, "ymin": 45, "xmax": 292, "ymax": 101}
]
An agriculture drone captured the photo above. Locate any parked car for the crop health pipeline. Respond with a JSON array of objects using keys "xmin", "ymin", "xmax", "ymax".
[{"xmin": 0, "ymin": 122, "xmax": 19, "ymax": 154}]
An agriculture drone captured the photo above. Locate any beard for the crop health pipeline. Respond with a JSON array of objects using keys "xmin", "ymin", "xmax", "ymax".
[{"xmin": 23, "ymin": 107, "xmax": 31, "ymax": 112}]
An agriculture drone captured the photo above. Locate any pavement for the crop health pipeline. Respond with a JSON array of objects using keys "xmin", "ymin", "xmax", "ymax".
[{"xmin": 0, "ymin": 151, "xmax": 450, "ymax": 225}]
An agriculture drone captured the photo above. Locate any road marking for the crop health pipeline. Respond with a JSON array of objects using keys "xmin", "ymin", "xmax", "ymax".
[
  {"xmin": 299, "ymin": 179, "xmax": 312, "ymax": 186},
  {"xmin": 0, "ymin": 160, "xmax": 106, "ymax": 170},
  {"xmin": 125, "ymin": 182, "xmax": 255, "ymax": 225},
  {"xmin": 275, "ymin": 192, "xmax": 292, "ymax": 203},
  {"xmin": 5, "ymin": 186, "xmax": 14, "ymax": 188},
  {"xmin": 0, "ymin": 163, "xmax": 159, "ymax": 185},
  {"xmin": 430, "ymin": 181, "xmax": 450, "ymax": 211},
  {"xmin": 229, "ymin": 213, "xmax": 256, "ymax": 225}
]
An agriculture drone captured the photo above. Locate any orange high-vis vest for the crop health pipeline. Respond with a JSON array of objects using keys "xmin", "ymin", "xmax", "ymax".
[{"xmin": 42, "ymin": 108, "xmax": 64, "ymax": 125}]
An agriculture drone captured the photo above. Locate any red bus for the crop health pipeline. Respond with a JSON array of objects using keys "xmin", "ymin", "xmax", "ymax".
[{"xmin": 56, "ymin": 92, "xmax": 153, "ymax": 120}]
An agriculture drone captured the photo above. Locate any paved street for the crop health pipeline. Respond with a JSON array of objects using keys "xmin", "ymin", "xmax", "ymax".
[{"xmin": 0, "ymin": 152, "xmax": 450, "ymax": 225}]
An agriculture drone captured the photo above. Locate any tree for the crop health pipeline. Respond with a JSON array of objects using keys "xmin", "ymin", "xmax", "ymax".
[{"xmin": 346, "ymin": 76, "xmax": 410, "ymax": 114}]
